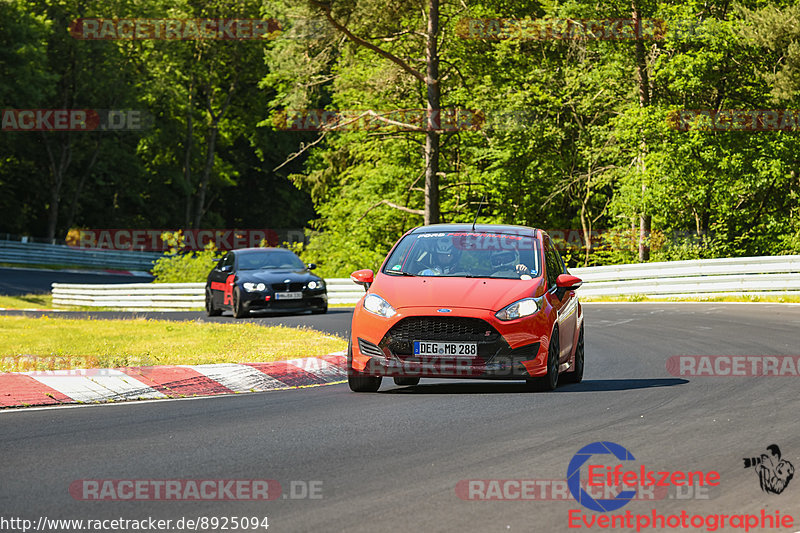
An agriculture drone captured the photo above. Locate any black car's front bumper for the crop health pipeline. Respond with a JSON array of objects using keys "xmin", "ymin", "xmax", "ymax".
[{"xmin": 240, "ymin": 288, "xmax": 327, "ymax": 312}]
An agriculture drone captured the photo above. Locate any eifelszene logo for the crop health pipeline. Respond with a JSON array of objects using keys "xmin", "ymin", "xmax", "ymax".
[
  {"xmin": 567, "ymin": 441, "xmax": 721, "ymax": 512},
  {"xmin": 743, "ymin": 445, "xmax": 794, "ymax": 495}
]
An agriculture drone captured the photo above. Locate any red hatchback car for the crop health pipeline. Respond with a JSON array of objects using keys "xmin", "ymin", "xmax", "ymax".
[{"xmin": 347, "ymin": 224, "xmax": 584, "ymax": 392}]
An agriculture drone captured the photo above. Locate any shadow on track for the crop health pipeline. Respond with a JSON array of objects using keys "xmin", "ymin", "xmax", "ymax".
[{"xmin": 382, "ymin": 378, "xmax": 688, "ymax": 394}]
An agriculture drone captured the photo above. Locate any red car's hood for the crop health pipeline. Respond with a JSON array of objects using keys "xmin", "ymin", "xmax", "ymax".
[{"xmin": 371, "ymin": 274, "xmax": 545, "ymax": 311}]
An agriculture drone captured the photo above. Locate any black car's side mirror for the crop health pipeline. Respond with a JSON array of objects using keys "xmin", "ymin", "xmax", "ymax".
[{"xmin": 307, "ymin": 263, "xmax": 317, "ymax": 270}]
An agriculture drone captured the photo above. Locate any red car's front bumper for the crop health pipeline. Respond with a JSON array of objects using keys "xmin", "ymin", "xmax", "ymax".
[{"xmin": 350, "ymin": 305, "xmax": 553, "ymax": 379}]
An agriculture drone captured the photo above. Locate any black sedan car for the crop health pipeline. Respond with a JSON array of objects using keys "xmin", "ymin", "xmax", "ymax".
[{"xmin": 205, "ymin": 248, "xmax": 328, "ymax": 318}]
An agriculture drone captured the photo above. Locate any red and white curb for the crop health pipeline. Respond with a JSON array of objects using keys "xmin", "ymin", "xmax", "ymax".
[{"xmin": 0, "ymin": 352, "xmax": 347, "ymax": 409}]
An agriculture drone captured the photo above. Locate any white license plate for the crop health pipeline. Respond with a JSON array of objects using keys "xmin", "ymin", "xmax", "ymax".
[
  {"xmin": 275, "ymin": 292, "xmax": 302, "ymax": 300},
  {"xmin": 413, "ymin": 341, "xmax": 478, "ymax": 357}
]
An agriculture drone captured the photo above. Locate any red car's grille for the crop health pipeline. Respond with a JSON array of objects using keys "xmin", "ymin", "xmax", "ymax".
[
  {"xmin": 385, "ymin": 317, "xmax": 500, "ymax": 343},
  {"xmin": 376, "ymin": 317, "xmax": 539, "ymax": 370},
  {"xmin": 357, "ymin": 337, "xmax": 385, "ymax": 359}
]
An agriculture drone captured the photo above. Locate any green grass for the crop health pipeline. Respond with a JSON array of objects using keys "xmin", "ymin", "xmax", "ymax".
[
  {"xmin": 0, "ymin": 293, "xmax": 53, "ymax": 309},
  {"xmin": 0, "ymin": 315, "xmax": 347, "ymax": 372}
]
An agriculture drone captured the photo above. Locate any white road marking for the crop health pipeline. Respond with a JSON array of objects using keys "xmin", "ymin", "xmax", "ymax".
[
  {"xmin": 24, "ymin": 369, "xmax": 166, "ymax": 403},
  {"xmin": 182, "ymin": 363, "xmax": 286, "ymax": 392}
]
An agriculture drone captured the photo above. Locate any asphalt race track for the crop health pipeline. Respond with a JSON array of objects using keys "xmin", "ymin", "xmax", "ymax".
[
  {"xmin": 3, "ymin": 303, "xmax": 800, "ymax": 532},
  {"xmin": 0, "ymin": 267, "xmax": 154, "ymax": 296}
]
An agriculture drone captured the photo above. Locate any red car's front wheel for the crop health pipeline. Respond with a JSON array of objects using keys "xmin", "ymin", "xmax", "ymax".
[
  {"xmin": 527, "ymin": 329, "xmax": 559, "ymax": 391},
  {"xmin": 347, "ymin": 338, "xmax": 382, "ymax": 392}
]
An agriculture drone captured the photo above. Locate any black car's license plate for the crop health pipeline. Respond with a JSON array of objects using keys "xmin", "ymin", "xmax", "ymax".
[{"xmin": 275, "ymin": 292, "xmax": 302, "ymax": 300}]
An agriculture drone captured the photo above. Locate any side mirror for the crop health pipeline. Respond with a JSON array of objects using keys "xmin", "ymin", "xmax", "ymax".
[
  {"xmin": 212, "ymin": 257, "xmax": 221, "ymax": 263},
  {"xmin": 350, "ymin": 269, "xmax": 374, "ymax": 291},
  {"xmin": 555, "ymin": 274, "xmax": 583, "ymax": 291},
  {"xmin": 307, "ymin": 263, "xmax": 317, "ymax": 270}
]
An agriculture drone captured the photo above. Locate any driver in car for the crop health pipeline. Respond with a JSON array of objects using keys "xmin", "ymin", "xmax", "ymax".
[
  {"xmin": 420, "ymin": 239, "xmax": 461, "ymax": 275},
  {"xmin": 490, "ymin": 248, "xmax": 531, "ymax": 278}
]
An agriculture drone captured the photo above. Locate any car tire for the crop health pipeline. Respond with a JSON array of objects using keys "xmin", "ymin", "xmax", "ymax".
[
  {"xmin": 205, "ymin": 289, "xmax": 222, "ymax": 317},
  {"xmin": 527, "ymin": 329, "xmax": 559, "ymax": 392},
  {"xmin": 232, "ymin": 287, "xmax": 249, "ymax": 319},
  {"xmin": 393, "ymin": 376, "xmax": 420, "ymax": 386},
  {"xmin": 564, "ymin": 325, "xmax": 584, "ymax": 384},
  {"xmin": 347, "ymin": 337, "xmax": 381, "ymax": 392}
]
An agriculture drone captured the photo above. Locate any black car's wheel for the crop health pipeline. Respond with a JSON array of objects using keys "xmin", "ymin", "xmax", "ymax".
[
  {"xmin": 205, "ymin": 289, "xmax": 222, "ymax": 317},
  {"xmin": 393, "ymin": 376, "xmax": 420, "ymax": 386},
  {"xmin": 347, "ymin": 337, "xmax": 381, "ymax": 392},
  {"xmin": 527, "ymin": 329, "xmax": 559, "ymax": 391},
  {"xmin": 232, "ymin": 287, "xmax": 249, "ymax": 319},
  {"xmin": 564, "ymin": 325, "xmax": 584, "ymax": 383}
]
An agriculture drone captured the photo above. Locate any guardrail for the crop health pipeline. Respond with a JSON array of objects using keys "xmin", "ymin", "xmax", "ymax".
[
  {"xmin": 52, "ymin": 283, "xmax": 205, "ymax": 311},
  {"xmin": 0, "ymin": 240, "xmax": 162, "ymax": 271},
  {"xmin": 50, "ymin": 254, "xmax": 800, "ymax": 310},
  {"xmin": 571, "ymin": 255, "xmax": 800, "ymax": 299}
]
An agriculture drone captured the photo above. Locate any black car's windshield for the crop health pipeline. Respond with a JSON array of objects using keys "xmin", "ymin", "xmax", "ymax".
[
  {"xmin": 237, "ymin": 251, "xmax": 306, "ymax": 271},
  {"xmin": 382, "ymin": 231, "xmax": 541, "ymax": 279}
]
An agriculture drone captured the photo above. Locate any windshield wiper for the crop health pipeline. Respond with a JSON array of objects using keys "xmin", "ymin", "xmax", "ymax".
[{"xmin": 385, "ymin": 270, "xmax": 416, "ymax": 276}]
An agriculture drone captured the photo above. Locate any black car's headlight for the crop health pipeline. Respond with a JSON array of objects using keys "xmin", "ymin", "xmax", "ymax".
[
  {"xmin": 243, "ymin": 282, "xmax": 267, "ymax": 292},
  {"xmin": 495, "ymin": 297, "xmax": 543, "ymax": 321},
  {"xmin": 307, "ymin": 280, "xmax": 325, "ymax": 290}
]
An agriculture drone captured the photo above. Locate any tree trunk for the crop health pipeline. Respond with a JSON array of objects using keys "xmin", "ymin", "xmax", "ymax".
[
  {"xmin": 193, "ymin": 121, "xmax": 220, "ymax": 229},
  {"xmin": 43, "ymin": 135, "xmax": 73, "ymax": 242},
  {"xmin": 639, "ymin": 201, "xmax": 651, "ymax": 262},
  {"xmin": 64, "ymin": 140, "xmax": 101, "ymax": 233},
  {"xmin": 580, "ymin": 175, "xmax": 593, "ymax": 266},
  {"xmin": 580, "ymin": 201, "xmax": 592, "ymax": 266},
  {"xmin": 193, "ymin": 75, "xmax": 237, "ymax": 229},
  {"xmin": 633, "ymin": 0, "xmax": 651, "ymax": 261},
  {"xmin": 424, "ymin": 0, "xmax": 440, "ymax": 225},
  {"xmin": 183, "ymin": 89, "xmax": 195, "ymax": 228}
]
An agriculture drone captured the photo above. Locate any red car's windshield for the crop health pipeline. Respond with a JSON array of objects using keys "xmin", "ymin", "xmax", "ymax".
[{"xmin": 382, "ymin": 231, "xmax": 541, "ymax": 279}]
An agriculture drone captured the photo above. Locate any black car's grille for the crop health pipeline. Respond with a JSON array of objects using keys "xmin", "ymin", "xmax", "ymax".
[
  {"xmin": 386, "ymin": 317, "xmax": 500, "ymax": 343},
  {"xmin": 271, "ymin": 282, "xmax": 306, "ymax": 292}
]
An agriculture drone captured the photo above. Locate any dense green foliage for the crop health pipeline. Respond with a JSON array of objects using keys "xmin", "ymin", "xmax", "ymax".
[
  {"xmin": 3, "ymin": 0, "xmax": 800, "ymax": 277},
  {"xmin": 151, "ymin": 231, "xmax": 221, "ymax": 282},
  {"xmin": 264, "ymin": 0, "xmax": 800, "ymax": 276},
  {"xmin": 1, "ymin": 0, "xmax": 314, "ymax": 241}
]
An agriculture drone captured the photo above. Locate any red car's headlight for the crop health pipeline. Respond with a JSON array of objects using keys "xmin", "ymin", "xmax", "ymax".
[
  {"xmin": 363, "ymin": 293, "xmax": 396, "ymax": 318},
  {"xmin": 495, "ymin": 297, "xmax": 543, "ymax": 321}
]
